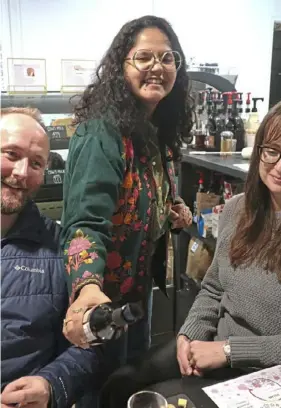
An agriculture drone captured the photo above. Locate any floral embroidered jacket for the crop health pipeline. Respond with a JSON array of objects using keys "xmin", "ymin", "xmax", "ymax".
[{"xmin": 60, "ymin": 119, "xmax": 178, "ymax": 304}]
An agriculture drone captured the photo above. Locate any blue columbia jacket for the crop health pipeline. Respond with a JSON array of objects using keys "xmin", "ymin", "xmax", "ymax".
[{"xmin": 1, "ymin": 201, "xmax": 100, "ymax": 408}]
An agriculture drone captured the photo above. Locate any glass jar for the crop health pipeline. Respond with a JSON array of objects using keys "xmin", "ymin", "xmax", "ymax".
[
  {"xmin": 220, "ymin": 131, "xmax": 233, "ymax": 155},
  {"xmin": 194, "ymin": 129, "xmax": 207, "ymax": 150}
]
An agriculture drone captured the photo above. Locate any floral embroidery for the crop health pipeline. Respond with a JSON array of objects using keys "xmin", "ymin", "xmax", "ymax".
[
  {"xmin": 123, "ymin": 172, "xmax": 133, "ymax": 189},
  {"xmin": 107, "ymin": 251, "xmax": 122, "ymax": 270},
  {"xmin": 104, "ymin": 271, "xmax": 120, "ymax": 283},
  {"xmin": 120, "ymin": 277, "xmax": 134, "ymax": 294},
  {"xmin": 140, "ymin": 156, "xmax": 147, "ymax": 164},
  {"xmin": 124, "ymin": 213, "xmax": 132, "ymax": 224},
  {"xmin": 70, "ymin": 273, "xmax": 103, "ymax": 303},
  {"xmin": 133, "ymin": 221, "xmax": 142, "ymax": 231},
  {"xmin": 123, "ymin": 137, "xmax": 134, "ymax": 159},
  {"xmin": 123, "ymin": 261, "xmax": 132, "ymax": 270},
  {"xmin": 67, "ymin": 135, "xmax": 178, "ymax": 303},
  {"xmin": 112, "ymin": 213, "xmax": 124, "ymax": 225},
  {"xmin": 82, "ymin": 270, "xmax": 94, "ymax": 279},
  {"xmin": 65, "ymin": 229, "xmax": 98, "ymax": 274}
]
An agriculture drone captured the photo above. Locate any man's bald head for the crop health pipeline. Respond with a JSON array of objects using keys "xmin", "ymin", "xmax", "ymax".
[{"xmin": 1, "ymin": 108, "xmax": 49, "ymax": 214}]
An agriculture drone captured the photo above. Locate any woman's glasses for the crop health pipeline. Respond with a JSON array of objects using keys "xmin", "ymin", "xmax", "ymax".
[
  {"xmin": 125, "ymin": 49, "xmax": 182, "ymax": 72},
  {"xmin": 258, "ymin": 145, "xmax": 281, "ymax": 164}
]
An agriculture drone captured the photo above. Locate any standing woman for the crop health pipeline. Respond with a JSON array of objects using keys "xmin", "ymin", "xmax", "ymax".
[{"xmin": 61, "ymin": 15, "xmax": 193, "ymax": 364}]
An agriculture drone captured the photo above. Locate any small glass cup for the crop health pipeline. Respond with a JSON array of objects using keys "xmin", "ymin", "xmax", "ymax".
[
  {"xmin": 127, "ymin": 391, "xmax": 168, "ymax": 408},
  {"xmin": 220, "ymin": 131, "xmax": 233, "ymax": 156},
  {"xmin": 194, "ymin": 129, "xmax": 206, "ymax": 150}
]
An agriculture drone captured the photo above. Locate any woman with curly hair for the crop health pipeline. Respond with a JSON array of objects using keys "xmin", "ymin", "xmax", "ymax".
[{"xmin": 60, "ymin": 15, "xmax": 193, "ymax": 366}]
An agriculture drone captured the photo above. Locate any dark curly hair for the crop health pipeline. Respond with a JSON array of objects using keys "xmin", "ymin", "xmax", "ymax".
[{"xmin": 72, "ymin": 15, "xmax": 193, "ymax": 161}]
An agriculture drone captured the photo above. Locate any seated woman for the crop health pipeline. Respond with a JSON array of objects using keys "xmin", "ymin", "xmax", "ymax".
[
  {"xmin": 177, "ymin": 100, "xmax": 281, "ymax": 376},
  {"xmin": 101, "ymin": 101, "xmax": 281, "ymax": 408}
]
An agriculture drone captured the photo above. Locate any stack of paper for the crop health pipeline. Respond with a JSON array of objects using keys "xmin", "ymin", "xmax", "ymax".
[{"xmin": 203, "ymin": 366, "xmax": 281, "ymax": 407}]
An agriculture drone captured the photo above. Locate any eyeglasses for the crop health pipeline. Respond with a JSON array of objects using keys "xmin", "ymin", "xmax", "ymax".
[
  {"xmin": 125, "ymin": 49, "xmax": 182, "ymax": 72},
  {"xmin": 258, "ymin": 145, "xmax": 281, "ymax": 164}
]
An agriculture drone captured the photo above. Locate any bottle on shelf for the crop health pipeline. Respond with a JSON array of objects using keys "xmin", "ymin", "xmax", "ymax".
[
  {"xmin": 243, "ymin": 92, "xmax": 251, "ymax": 126},
  {"xmin": 224, "ymin": 92, "xmax": 235, "ymax": 132},
  {"xmin": 193, "ymin": 91, "xmax": 207, "ymax": 150},
  {"xmin": 206, "ymin": 91, "xmax": 223, "ymax": 150},
  {"xmin": 193, "ymin": 172, "xmax": 205, "ymax": 223},
  {"xmin": 237, "ymin": 92, "xmax": 244, "ymax": 115},
  {"xmin": 219, "ymin": 177, "xmax": 225, "ymax": 205},
  {"xmin": 214, "ymin": 94, "xmax": 225, "ymax": 151},
  {"xmin": 231, "ymin": 92, "xmax": 245, "ymax": 151},
  {"xmin": 207, "ymin": 173, "xmax": 216, "ymax": 194},
  {"xmin": 244, "ymin": 97, "xmax": 264, "ymax": 147}
]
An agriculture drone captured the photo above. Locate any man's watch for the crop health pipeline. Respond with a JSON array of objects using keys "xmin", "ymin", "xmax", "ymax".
[{"xmin": 223, "ymin": 339, "xmax": 231, "ymax": 365}]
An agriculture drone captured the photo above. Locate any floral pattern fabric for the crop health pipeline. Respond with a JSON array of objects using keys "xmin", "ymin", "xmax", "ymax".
[{"xmin": 61, "ymin": 119, "xmax": 177, "ymax": 304}]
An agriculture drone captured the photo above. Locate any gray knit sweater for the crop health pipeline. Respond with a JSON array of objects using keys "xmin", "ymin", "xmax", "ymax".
[{"xmin": 179, "ymin": 194, "xmax": 281, "ymax": 369}]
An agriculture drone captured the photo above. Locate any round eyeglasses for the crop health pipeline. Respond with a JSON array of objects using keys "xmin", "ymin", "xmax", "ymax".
[
  {"xmin": 258, "ymin": 145, "xmax": 281, "ymax": 164},
  {"xmin": 125, "ymin": 49, "xmax": 182, "ymax": 72}
]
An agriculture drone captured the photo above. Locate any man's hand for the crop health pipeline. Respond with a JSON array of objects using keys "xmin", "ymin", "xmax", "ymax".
[
  {"xmin": 1, "ymin": 376, "xmax": 50, "ymax": 408},
  {"xmin": 176, "ymin": 335, "xmax": 193, "ymax": 376},
  {"xmin": 63, "ymin": 284, "xmax": 111, "ymax": 348},
  {"xmin": 189, "ymin": 340, "xmax": 228, "ymax": 374}
]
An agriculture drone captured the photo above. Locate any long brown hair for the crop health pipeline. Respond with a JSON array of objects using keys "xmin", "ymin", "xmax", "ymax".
[{"xmin": 230, "ymin": 101, "xmax": 281, "ymax": 279}]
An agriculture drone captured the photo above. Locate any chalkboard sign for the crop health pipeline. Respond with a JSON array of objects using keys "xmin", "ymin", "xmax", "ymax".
[
  {"xmin": 46, "ymin": 126, "xmax": 69, "ymax": 149},
  {"xmin": 45, "ymin": 169, "xmax": 65, "ymax": 185}
]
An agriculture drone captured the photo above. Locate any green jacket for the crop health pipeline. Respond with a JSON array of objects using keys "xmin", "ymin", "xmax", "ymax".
[{"xmin": 60, "ymin": 119, "xmax": 178, "ymax": 304}]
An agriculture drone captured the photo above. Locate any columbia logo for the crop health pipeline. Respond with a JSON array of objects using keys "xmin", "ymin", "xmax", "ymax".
[{"xmin": 14, "ymin": 265, "xmax": 44, "ymax": 274}]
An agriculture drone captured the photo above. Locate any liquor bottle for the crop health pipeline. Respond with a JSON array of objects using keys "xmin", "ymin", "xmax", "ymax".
[
  {"xmin": 232, "ymin": 93, "xmax": 245, "ymax": 151},
  {"xmin": 214, "ymin": 94, "xmax": 225, "ymax": 151},
  {"xmin": 193, "ymin": 172, "xmax": 205, "ymax": 223},
  {"xmin": 219, "ymin": 177, "xmax": 225, "ymax": 205},
  {"xmin": 244, "ymin": 97, "xmax": 264, "ymax": 147},
  {"xmin": 225, "ymin": 92, "xmax": 235, "ymax": 132},
  {"xmin": 207, "ymin": 173, "xmax": 216, "ymax": 194}
]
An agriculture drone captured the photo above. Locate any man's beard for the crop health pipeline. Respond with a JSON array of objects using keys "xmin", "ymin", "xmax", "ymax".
[{"xmin": 1, "ymin": 176, "xmax": 31, "ymax": 215}]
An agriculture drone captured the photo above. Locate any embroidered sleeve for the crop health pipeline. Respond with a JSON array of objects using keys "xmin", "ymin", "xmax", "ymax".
[{"xmin": 60, "ymin": 119, "xmax": 125, "ymax": 303}]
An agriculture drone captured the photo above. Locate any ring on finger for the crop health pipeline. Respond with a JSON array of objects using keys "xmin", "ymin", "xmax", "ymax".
[
  {"xmin": 72, "ymin": 307, "xmax": 85, "ymax": 314},
  {"xmin": 63, "ymin": 318, "xmax": 73, "ymax": 326}
]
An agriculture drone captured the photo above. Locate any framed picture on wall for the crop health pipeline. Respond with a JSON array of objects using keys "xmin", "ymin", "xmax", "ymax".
[
  {"xmin": 7, "ymin": 58, "xmax": 47, "ymax": 94},
  {"xmin": 61, "ymin": 59, "xmax": 95, "ymax": 93}
]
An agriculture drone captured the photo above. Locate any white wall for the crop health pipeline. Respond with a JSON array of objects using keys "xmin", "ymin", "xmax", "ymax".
[
  {"xmin": 1, "ymin": 0, "xmax": 153, "ymax": 90},
  {"xmin": 2, "ymin": 0, "xmax": 281, "ymax": 117},
  {"xmin": 154, "ymin": 0, "xmax": 279, "ymax": 117}
]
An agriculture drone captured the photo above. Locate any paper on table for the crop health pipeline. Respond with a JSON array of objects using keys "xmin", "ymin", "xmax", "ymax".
[
  {"xmin": 203, "ymin": 365, "xmax": 281, "ymax": 407},
  {"xmin": 233, "ymin": 163, "xmax": 250, "ymax": 172}
]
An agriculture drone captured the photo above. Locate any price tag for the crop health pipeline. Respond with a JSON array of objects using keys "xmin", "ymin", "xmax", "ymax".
[
  {"xmin": 45, "ymin": 169, "xmax": 65, "ymax": 185},
  {"xmin": 46, "ymin": 126, "xmax": 69, "ymax": 149},
  {"xmin": 191, "ymin": 241, "xmax": 199, "ymax": 253}
]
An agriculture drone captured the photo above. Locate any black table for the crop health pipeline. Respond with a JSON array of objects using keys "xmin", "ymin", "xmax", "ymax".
[
  {"xmin": 148, "ymin": 377, "xmax": 218, "ymax": 408},
  {"xmin": 147, "ymin": 368, "xmax": 245, "ymax": 408}
]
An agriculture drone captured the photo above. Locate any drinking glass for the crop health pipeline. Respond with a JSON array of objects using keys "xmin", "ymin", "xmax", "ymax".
[{"xmin": 127, "ymin": 390, "xmax": 168, "ymax": 408}]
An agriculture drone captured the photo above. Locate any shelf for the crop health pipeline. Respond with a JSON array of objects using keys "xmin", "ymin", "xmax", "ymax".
[
  {"xmin": 181, "ymin": 150, "xmax": 248, "ymax": 181},
  {"xmin": 183, "ymin": 224, "xmax": 217, "ymax": 252},
  {"xmin": 2, "ymin": 93, "xmax": 74, "ymax": 114},
  {"xmin": 180, "ymin": 273, "xmax": 201, "ymax": 289}
]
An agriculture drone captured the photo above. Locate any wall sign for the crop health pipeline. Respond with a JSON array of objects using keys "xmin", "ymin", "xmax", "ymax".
[
  {"xmin": 7, "ymin": 58, "xmax": 47, "ymax": 94},
  {"xmin": 46, "ymin": 125, "xmax": 69, "ymax": 149},
  {"xmin": 61, "ymin": 59, "xmax": 95, "ymax": 93},
  {"xmin": 45, "ymin": 169, "xmax": 65, "ymax": 185}
]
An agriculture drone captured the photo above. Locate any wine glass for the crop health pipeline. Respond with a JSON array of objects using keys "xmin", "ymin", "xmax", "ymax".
[{"xmin": 127, "ymin": 390, "xmax": 168, "ymax": 408}]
